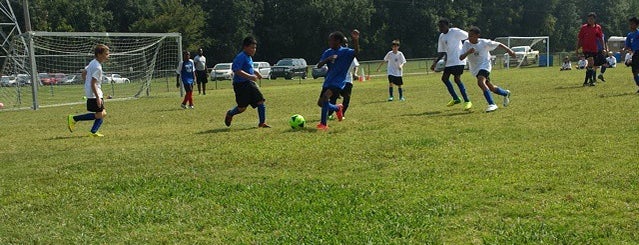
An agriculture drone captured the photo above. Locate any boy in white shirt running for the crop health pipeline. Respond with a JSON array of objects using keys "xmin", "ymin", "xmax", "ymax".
[{"xmin": 460, "ymin": 26, "xmax": 515, "ymax": 112}]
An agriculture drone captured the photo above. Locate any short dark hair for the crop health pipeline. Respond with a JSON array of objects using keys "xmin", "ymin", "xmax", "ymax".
[
  {"xmin": 94, "ymin": 44, "xmax": 109, "ymax": 56},
  {"xmin": 392, "ymin": 39, "xmax": 400, "ymax": 46},
  {"xmin": 438, "ymin": 18, "xmax": 450, "ymax": 26},
  {"xmin": 329, "ymin": 31, "xmax": 345, "ymax": 42},
  {"xmin": 468, "ymin": 26, "xmax": 481, "ymax": 35},
  {"xmin": 630, "ymin": 17, "xmax": 639, "ymax": 25},
  {"xmin": 182, "ymin": 50, "xmax": 190, "ymax": 56},
  {"xmin": 242, "ymin": 36, "xmax": 257, "ymax": 47},
  {"xmin": 587, "ymin": 12, "xmax": 597, "ymax": 18}
]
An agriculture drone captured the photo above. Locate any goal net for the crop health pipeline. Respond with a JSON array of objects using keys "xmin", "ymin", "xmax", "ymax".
[
  {"xmin": 0, "ymin": 32, "xmax": 181, "ymax": 109},
  {"xmin": 493, "ymin": 36, "xmax": 550, "ymax": 69}
]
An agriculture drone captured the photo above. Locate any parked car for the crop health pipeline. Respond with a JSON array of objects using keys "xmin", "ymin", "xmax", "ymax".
[
  {"xmin": 210, "ymin": 63, "xmax": 233, "ymax": 80},
  {"xmin": 270, "ymin": 58, "xmax": 307, "ymax": 80},
  {"xmin": 504, "ymin": 46, "xmax": 539, "ymax": 67},
  {"xmin": 253, "ymin": 62, "xmax": 271, "ymax": 79},
  {"xmin": 105, "ymin": 74, "xmax": 130, "ymax": 83},
  {"xmin": 60, "ymin": 75, "xmax": 79, "ymax": 85},
  {"xmin": 312, "ymin": 65, "xmax": 328, "ymax": 79},
  {"xmin": 39, "ymin": 73, "xmax": 66, "ymax": 85},
  {"xmin": 16, "ymin": 74, "xmax": 31, "ymax": 86},
  {"xmin": 0, "ymin": 75, "xmax": 17, "ymax": 86}
]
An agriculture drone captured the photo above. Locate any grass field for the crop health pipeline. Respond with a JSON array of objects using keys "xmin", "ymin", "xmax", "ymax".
[{"xmin": 1, "ymin": 66, "xmax": 638, "ymax": 243}]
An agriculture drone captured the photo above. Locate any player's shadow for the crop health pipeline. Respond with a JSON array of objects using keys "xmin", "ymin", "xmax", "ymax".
[
  {"xmin": 598, "ymin": 92, "xmax": 638, "ymax": 98},
  {"xmin": 197, "ymin": 127, "xmax": 256, "ymax": 134},
  {"xmin": 151, "ymin": 108, "xmax": 187, "ymax": 112},
  {"xmin": 47, "ymin": 135, "xmax": 88, "ymax": 140},
  {"xmin": 403, "ymin": 110, "xmax": 472, "ymax": 117},
  {"xmin": 555, "ymin": 85, "xmax": 587, "ymax": 90},
  {"xmin": 362, "ymin": 100, "xmax": 394, "ymax": 105}
]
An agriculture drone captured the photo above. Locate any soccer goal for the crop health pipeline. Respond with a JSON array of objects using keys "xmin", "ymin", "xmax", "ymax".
[
  {"xmin": 0, "ymin": 32, "xmax": 181, "ymax": 110},
  {"xmin": 493, "ymin": 36, "xmax": 550, "ymax": 69}
]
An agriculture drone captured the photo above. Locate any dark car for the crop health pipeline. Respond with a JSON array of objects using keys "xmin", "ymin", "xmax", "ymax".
[{"xmin": 270, "ymin": 58, "xmax": 307, "ymax": 80}]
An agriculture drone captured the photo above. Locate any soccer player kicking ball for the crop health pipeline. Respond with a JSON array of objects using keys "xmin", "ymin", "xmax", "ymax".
[
  {"xmin": 459, "ymin": 26, "xmax": 514, "ymax": 113},
  {"xmin": 224, "ymin": 36, "xmax": 270, "ymax": 128},
  {"xmin": 176, "ymin": 50, "xmax": 197, "ymax": 109},
  {"xmin": 624, "ymin": 17, "xmax": 639, "ymax": 93},
  {"xmin": 67, "ymin": 44, "xmax": 110, "ymax": 137},
  {"xmin": 316, "ymin": 30, "xmax": 360, "ymax": 130}
]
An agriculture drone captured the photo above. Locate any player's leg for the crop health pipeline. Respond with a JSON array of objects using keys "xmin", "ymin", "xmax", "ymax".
[
  {"xmin": 396, "ymin": 77, "xmax": 404, "ymax": 101},
  {"xmin": 585, "ymin": 55, "xmax": 595, "ymax": 86},
  {"xmin": 599, "ymin": 63, "xmax": 607, "ymax": 82},
  {"xmin": 476, "ymin": 70, "xmax": 497, "ymax": 112},
  {"xmin": 486, "ymin": 80, "xmax": 510, "ymax": 107},
  {"xmin": 187, "ymin": 83, "xmax": 194, "ymax": 107},
  {"xmin": 387, "ymin": 75, "xmax": 394, "ymax": 101},
  {"xmin": 250, "ymin": 83, "xmax": 269, "ymax": 128},
  {"xmin": 317, "ymin": 88, "xmax": 335, "ymax": 128},
  {"xmin": 225, "ymin": 83, "xmax": 248, "ymax": 127},
  {"xmin": 442, "ymin": 69, "xmax": 460, "ymax": 105},
  {"xmin": 197, "ymin": 81, "xmax": 202, "ymax": 94},
  {"xmin": 341, "ymin": 83, "xmax": 353, "ymax": 116},
  {"xmin": 632, "ymin": 57, "xmax": 639, "ymax": 92}
]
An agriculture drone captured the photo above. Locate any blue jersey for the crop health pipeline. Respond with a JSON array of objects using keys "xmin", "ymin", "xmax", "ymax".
[
  {"xmin": 177, "ymin": 59, "xmax": 195, "ymax": 84},
  {"xmin": 232, "ymin": 51, "xmax": 254, "ymax": 83},
  {"xmin": 626, "ymin": 30, "xmax": 639, "ymax": 52},
  {"xmin": 320, "ymin": 47, "xmax": 355, "ymax": 89}
]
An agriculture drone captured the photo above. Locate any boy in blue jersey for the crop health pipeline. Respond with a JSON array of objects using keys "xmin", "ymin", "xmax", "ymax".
[
  {"xmin": 176, "ymin": 50, "xmax": 197, "ymax": 109},
  {"xmin": 624, "ymin": 17, "xmax": 639, "ymax": 93},
  {"xmin": 67, "ymin": 44, "xmax": 110, "ymax": 137},
  {"xmin": 316, "ymin": 29, "xmax": 360, "ymax": 130},
  {"xmin": 224, "ymin": 36, "xmax": 270, "ymax": 128}
]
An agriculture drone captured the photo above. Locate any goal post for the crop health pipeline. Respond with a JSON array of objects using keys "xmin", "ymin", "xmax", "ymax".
[
  {"xmin": 0, "ymin": 32, "xmax": 181, "ymax": 110},
  {"xmin": 494, "ymin": 36, "xmax": 550, "ymax": 69}
]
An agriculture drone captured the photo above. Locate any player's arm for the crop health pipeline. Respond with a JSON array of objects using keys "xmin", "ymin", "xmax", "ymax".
[
  {"xmin": 81, "ymin": 69, "xmax": 87, "ymax": 82},
  {"xmin": 317, "ymin": 55, "xmax": 335, "ymax": 68},
  {"xmin": 351, "ymin": 29, "xmax": 360, "ymax": 58},
  {"xmin": 255, "ymin": 70, "xmax": 263, "ymax": 80},
  {"xmin": 459, "ymin": 46, "xmax": 474, "ymax": 60},
  {"xmin": 91, "ymin": 77, "xmax": 102, "ymax": 107},
  {"xmin": 499, "ymin": 43, "xmax": 516, "ymax": 58},
  {"xmin": 235, "ymin": 69, "xmax": 257, "ymax": 82}
]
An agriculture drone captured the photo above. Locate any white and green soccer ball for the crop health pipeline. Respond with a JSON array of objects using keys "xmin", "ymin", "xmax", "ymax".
[{"xmin": 289, "ymin": 114, "xmax": 305, "ymax": 129}]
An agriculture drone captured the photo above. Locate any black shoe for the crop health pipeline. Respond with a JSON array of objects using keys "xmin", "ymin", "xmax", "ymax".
[
  {"xmin": 224, "ymin": 111, "xmax": 233, "ymax": 127},
  {"xmin": 589, "ymin": 82, "xmax": 596, "ymax": 86},
  {"xmin": 597, "ymin": 74, "xmax": 606, "ymax": 82}
]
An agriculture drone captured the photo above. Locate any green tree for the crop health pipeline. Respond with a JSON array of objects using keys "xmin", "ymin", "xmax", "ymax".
[{"xmin": 130, "ymin": 0, "xmax": 205, "ymax": 51}]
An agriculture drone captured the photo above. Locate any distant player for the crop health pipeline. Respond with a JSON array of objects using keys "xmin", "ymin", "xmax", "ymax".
[
  {"xmin": 560, "ymin": 57, "xmax": 572, "ymax": 71},
  {"xmin": 376, "ymin": 39, "xmax": 406, "ymax": 101},
  {"xmin": 576, "ymin": 55, "xmax": 587, "ymax": 69},
  {"xmin": 460, "ymin": 26, "xmax": 515, "ymax": 112},
  {"xmin": 316, "ymin": 30, "xmax": 360, "ymax": 130},
  {"xmin": 224, "ymin": 36, "xmax": 270, "ymax": 128},
  {"xmin": 193, "ymin": 48, "xmax": 208, "ymax": 95},
  {"xmin": 624, "ymin": 16, "xmax": 639, "ymax": 93},
  {"xmin": 431, "ymin": 18, "xmax": 472, "ymax": 110},
  {"xmin": 577, "ymin": 12, "xmax": 607, "ymax": 86},
  {"xmin": 176, "ymin": 50, "xmax": 196, "ymax": 109},
  {"xmin": 329, "ymin": 37, "xmax": 360, "ymax": 120},
  {"xmin": 67, "ymin": 44, "xmax": 110, "ymax": 137}
]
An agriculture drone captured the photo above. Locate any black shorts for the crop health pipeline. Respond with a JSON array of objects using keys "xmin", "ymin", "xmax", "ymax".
[
  {"xmin": 584, "ymin": 52, "xmax": 606, "ymax": 66},
  {"xmin": 388, "ymin": 75, "xmax": 403, "ymax": 86},
  {"xmin": 196, "ymin": 70, "xmax": 208, "ymax": 84},
  {"xmin": 443, "ymin": 65, "xmax": 464, "ymax": 76},
  {"xmin": 233, "ymin": 81, "xmax": 265, "ymax": 108},
  {"xmin": 632, "ymin": 52, "xmax": 639, "ymax": 74},
  {"xmin": 319, "ymin": 86, "xmax": 341, "ymax": 101},
  {"xmin": 86, "ymin": 98, "xmax": 104, "ymax": 113},
  {"xmin": 476, "ymin": 69, "xmax": 491, "ymax": 80}
]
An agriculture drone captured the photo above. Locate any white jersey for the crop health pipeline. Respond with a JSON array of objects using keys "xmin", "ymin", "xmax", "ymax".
[
  {"xmin": 438, "ymin": 28, "xmax": 468, "ymax": 67},
  {"xmin": 606, "ymin": 56, "xmax": 617, "ymax": 67},
  {"xmin": 461, "ymin": 38, "xmax": 501, "ymax": 76},
  {"xmin": 194, "ymin": 55, "xmax": 206, "ymax": 71},
  {"xmin": 84, "ymin": 59, "xmax": 103, "ymax": 99},
  {"xmin": 578, "ymin": 59, "xmax": 587, "ymax": 68},
  {"xmin": 345, "ymin": 57, "xmax": 360, "ymax": 84},
  {"xmin": 383, "ymin": 51, "xmax": 406, "ymax": 77}
]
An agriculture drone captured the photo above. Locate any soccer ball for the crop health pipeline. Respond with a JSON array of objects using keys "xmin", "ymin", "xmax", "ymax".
[{"xmin": 289, "ymin": 114, "xmax": 305, "ymax": 129}]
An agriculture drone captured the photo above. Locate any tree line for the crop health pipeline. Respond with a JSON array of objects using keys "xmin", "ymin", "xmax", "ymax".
[{"xmin": 11, "ymin": 0, "xmax": 639, "ymax": 65}]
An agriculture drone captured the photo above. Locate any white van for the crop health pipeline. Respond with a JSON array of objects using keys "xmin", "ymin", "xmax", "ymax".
[{"xmin": 253, "ymin": 62, "xmax": 271, "ymax": 79}]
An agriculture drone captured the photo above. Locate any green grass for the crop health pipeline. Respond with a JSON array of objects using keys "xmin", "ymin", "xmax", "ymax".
[{"xmin": 1, "ymin": 67, "xmax": 639, "ymax": 243}]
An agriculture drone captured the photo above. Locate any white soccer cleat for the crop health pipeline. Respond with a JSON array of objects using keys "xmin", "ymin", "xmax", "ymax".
[
  {"xmin": 503, "ymin": 90, "xmax": 511, "ymax": 107},
  {"xmin": 485, "ymin": 104, "xmax": 498, "ymax": 112}
]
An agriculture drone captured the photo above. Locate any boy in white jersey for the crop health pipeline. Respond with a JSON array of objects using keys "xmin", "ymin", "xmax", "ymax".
[
  {"xmin": 431, "ymin": 18, "xmax": 472, "ymax": 110},
  {"xmin": 460, "ymin": 26, "xmax": 515, "ymax": 112},
  {"xmin": 67, "ymin": 44, "xmax": 109, "ymax": 137},
  {"xmin": 376, "ymin": 39, "xmax": 407, "ymax": 101}
]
